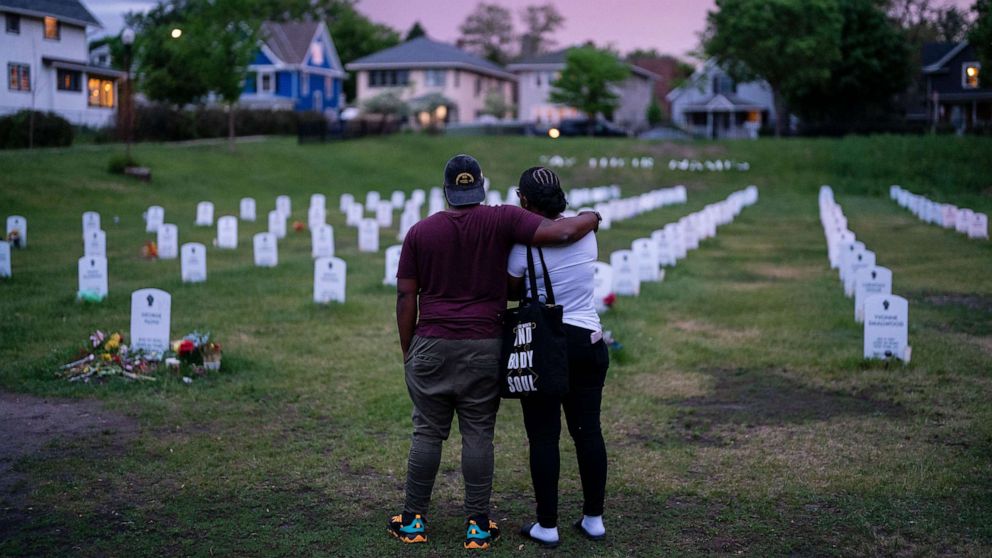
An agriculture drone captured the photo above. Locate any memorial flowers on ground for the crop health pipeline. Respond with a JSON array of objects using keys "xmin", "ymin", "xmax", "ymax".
[
  {"xmin": 169, "ymin": 330, "xmax": 223, "ymax": 373},
  {"xmin": 58, "ymin": 330, "xmax": 157, "ymax": 382}
]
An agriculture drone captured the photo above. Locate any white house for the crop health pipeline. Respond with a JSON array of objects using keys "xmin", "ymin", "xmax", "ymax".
[
  {"xmin": 667, "ymin": 59, "xmax": 777, "ymax": 139},
  {"xmin": 506, "ymin": 48, "xmax": 659, "ymax": 132},
  {"xmin": 0, "ymin": 0, "xmax": 123, "ymax": 127}
]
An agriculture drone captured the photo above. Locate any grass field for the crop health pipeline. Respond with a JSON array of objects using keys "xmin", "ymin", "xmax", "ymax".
[{"xmin": 1, "ymin": 134, "xmax": 991, "ymax": 557}]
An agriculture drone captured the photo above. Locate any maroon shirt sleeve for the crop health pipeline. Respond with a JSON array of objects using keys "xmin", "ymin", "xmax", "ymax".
[
  {"xmin": 498, "ymin": 205, "xmax": 544, "ymax": 245},
  {"xmin": 397, "ymin": 226, "xmax": 418, "ymax": 279}
]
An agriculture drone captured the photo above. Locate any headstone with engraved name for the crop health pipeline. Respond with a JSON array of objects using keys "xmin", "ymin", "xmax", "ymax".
[
  {"xmin": 346, "ymin": 203, "xmax": 363, "ymax": 226},
  {"xmin": 5, "ymin": 215, "xmax": 26, "ymax": 248},
  {"xmin": 376, "ymin": 201, "xmax": 393, "ymax": 228},
  {"xmin": 864, "ymin": 295, "xmax": 909, "ymax": 361},
  {"xmin": 268, "ymin": 210, "xmax": 286, "ymax": 239},
  {"xmin": 339, "ymin": 193, "xmax": 355, "ymax": 213},
  {"xmin": 77, "ymin": 256, "xmax": 108, "ymax": 299},
  {"xmin": 314, "ymin": 256, "xmax": 347, "ymax": 303},
  {"xmin": 592, "ymin": 262, "xmax": 614, "ymax": 312},
  {"xmin": 366, "ymin": 191, "xmax": 381, "ymax": 210},
  {"xmin": 145, "ymin": 206, "xmax": 164, "ymax": 233},
  {"xmin": 651, "ymin": 229, "xmax": 677, "ymax": 267},
  {"xmin": 844, "ymin": 250, "xmax": 876, "ymax": 298},
  {"xmin": 969, "ymin": 212, "xmax": 988, "ymax": 239},
  {"xmin": 311, "ymin": 224, "xmax": 335, "ymax": 258},
  {"xmin": 308, "ymin": 204, "xmax": 326, "ymax": 231},
  {"xmin": 610, "ymin": 250, "xmax": 640, "ymax": 296},
  {"xmin": 181, "ymin": 242, "xmax": 207, "ymax": 283},
  {"xmin": 240, "ymin": 197, "xmax": 257, "ymax": 222},
  {"xmin": 0, "ymin": 241, "xmax": 9, "ymax": 277},
  {"xmin": 383, "ymin": 245, "xmax": 402, "ymax": 286},
  {"xmin": 855, "ymin": 266, "xmax": 892, "ymax": 323},
  {"xmin": 195, "ymin": 201, "xmax": 214, "ymax": 227},
  {"xmin": 130, "ymin": 288, "xmax": 171, "ymax": 357},
  {"xmin": 253, "ymin": 232, "xmax": 278, "ymax": 267},
  {"xmin": 157, "ymin": 224, "xmax": 178, "ymax": 259},
  {"xmin": 411, "ymin": 189, "xmax": 426, "ymax": 206},
  {"xmin": 390, "ymin": 190, "xmax": 405, "ymax": 209},
  {"xmin": 310, "ymin": 193, "xmax": 326, "ymax": 210},
  {"xmin": 84, "ymin": 229, "xmax": 106, "ymax": 258},
  {"xmin": 82, "ymin": 211, "xmax": 100, "ymax": 236},
  {"xmin": 214, "ymin": 216, "xmax": 236, "ymax": 249},
  {"xmin": 631, "ymin": 238, "xmax": 661, "ymax": 282},
  {"xmin": 276, "ymin": 195, "xmax": 292, "ymax": 217},
  {"xmin": 358, "ymin": 218, "xmax": 380, "ymax": 252}
]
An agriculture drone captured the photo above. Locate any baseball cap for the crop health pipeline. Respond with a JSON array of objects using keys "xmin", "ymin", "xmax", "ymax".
[{"xmin": 443, "ymin": 154, "xmax": 486, "ymax": 207}]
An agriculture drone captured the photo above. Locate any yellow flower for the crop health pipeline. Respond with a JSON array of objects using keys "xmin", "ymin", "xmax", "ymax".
[
  {"xmin": 105, "ymin": 334, "xmax": 121, "ymax": 351},
  {"xmin": 102, "ymin": 353, "xmax": 112, "ymax": 361}
]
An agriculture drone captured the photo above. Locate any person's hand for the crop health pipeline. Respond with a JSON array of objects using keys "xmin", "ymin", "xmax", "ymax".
[{"xmin": 578, "ymin": 210, "xmax": 602, "ymax": 232}]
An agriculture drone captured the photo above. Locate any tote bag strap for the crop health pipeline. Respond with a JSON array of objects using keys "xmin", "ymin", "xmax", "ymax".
[{"xmin": 525, "ymin": 246, "xmax": 556, "ymax": 305}]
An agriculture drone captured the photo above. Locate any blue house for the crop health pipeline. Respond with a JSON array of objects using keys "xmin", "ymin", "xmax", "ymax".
[{"xmin": 240, "ymin": 20, "xmax": 346, "ymax": 113}]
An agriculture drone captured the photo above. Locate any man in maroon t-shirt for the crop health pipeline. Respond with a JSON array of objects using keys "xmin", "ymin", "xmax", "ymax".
[{"xmin": 388, "ymin": 154, "xmax": 600, "ymax": 550}]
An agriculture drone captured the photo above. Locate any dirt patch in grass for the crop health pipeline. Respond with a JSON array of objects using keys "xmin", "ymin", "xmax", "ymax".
[
  {"xmin": 672, "ymin": 320, "xmax": 760, "ymax": 344},
  {"xmin": 629, "ymin": 370, "xmax": 712, "ymax": 399},
  {"xmin": 919, "ymin": 293, "xmax": 992, "ymax": 312},
  {"xmin": 668, "ymin": 369, "xmax": 906, "ymax": 446},
  {"xmin": 747, "ymin": 263, "xmax": 821, "ymax": 281},
  {"xmin": 0, "ymin": 392, "xmax": 138, "ymax": 534}
]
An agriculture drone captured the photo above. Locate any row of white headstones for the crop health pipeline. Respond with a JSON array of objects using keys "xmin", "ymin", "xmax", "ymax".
[
  {"xmin": 819, "ymin": 186, "xmax": 910, "ymax": 362},
  {"xmin": 538, "ymin": 155, "xmax": 658, "ymax": 169},
  {"xmin": 594, "ymin": 186, "xmax": 760, "ymax": 310},
  {"xmin": 667, "ymin": 159, "xmax": 750, "ymax": 172},
  {"xmin": 889, "ymin": 185, "xmax": 988, "ymax": 240}
]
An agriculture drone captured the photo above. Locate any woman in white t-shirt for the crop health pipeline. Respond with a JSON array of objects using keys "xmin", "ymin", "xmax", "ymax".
[{"xmin": 507, "ymin": 167, "xmax": 610, "ymax": 548}]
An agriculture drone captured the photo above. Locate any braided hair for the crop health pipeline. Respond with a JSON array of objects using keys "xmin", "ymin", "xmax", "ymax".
[{"xmin": 518, "ymin": 166, "xmax": 567, "ymax": 218}]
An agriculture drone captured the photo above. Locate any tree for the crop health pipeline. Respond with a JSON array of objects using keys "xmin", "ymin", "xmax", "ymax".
[
  {"xmin": 971, "ymin": 0, "xmax": 992, "ymax": 78},
  {"xmin": 704, "ymin": 0, "xmax": 843, "ymax": 136},
  {"xmin": 646, "ymin": 99, "xmax": 664, "ymax": 126},
  {"xmin": 519, "ymin": 3, "xmax": 565, "ymax": 58},
  {"xmin": 458, "ymin": 3, "xmax": 515, "ymax": 65},
  {"xmin": 482, "ymin": 89, "xmax": 514, "ymax": 119},
  {"xmin": 549, "ymin": 46, "xmax": 629, "ymax": 133},
  {"xmin": 791, "ymin": 0, "xmax": 911, "ymax": 129},
  {"xmin": 323, "ymin": 3, "xmax": 400, "ymax": 101},
  {"xmin": 406, "ymin": 21, "xmax": 427, "ymax": 41},
  {"xmin": 888, "ymin": 0, "xmax": 972, "ymax": 44}
]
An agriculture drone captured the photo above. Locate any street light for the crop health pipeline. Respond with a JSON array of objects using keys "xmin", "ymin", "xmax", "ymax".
[
  {"xmin": 171, "ymin": 28, "xmax": 182, "ymax": 39},
  {"xmin": 121, "ymin": 27, "xmax": 135, "ymax": 161}
]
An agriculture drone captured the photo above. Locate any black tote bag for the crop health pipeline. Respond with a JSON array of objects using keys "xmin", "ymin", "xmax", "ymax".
[{"xmin": 500, "ymin": 246, "xmax": 569, "ymax": 398}]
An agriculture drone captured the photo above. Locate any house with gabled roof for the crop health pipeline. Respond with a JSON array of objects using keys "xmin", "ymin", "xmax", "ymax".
[
  {"xmin": 346, "ymin": 36, "xmax": 517, "ymax": 125},
  {"xmin": 0, "ymin": 0, "xmax": 125, "ymax": 127},
  {"xmin": 918, "ymin": 42, "xmax": 989, "ymax": 133},
  {"xmin": 240, "ymin": 20, "xmax": 346, "ymax": 113},
  {"xmin": 666, "ymin": 59, "xmax": 777, "ymax": 139},
  {"xmin": 506, "ymin": 47, "xmax": 659, "ymax": 133}
]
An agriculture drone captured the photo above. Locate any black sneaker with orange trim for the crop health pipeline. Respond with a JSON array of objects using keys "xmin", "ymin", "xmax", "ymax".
[
  {"xmin": 464, "ymin": 515, "xmax": 500, "ymax": 550},
  {"xmin": 387, "ymin": 512, "xmax": 427, "ymax": 544}
]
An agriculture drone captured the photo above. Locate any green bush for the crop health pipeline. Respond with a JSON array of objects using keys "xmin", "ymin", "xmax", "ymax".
[
  {"xmin": 96, "ymin": 104, "xmax": 322, "ymax": 143},
  {"xmin": 107, "ymin": 154, "xmax": 139, "ymax": 174},
  {"xmin": 0, "ymin": 110, "xmax": 74, "ymax": 149},
  {"xmin": 646, "ymin": 99, "xmax": 664, "ymax": 126}
]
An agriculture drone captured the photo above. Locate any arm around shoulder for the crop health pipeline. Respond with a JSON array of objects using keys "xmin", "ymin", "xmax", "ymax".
[{"xmin": 530, "ymin": 212, "xmax": 600, "ymax": 246}]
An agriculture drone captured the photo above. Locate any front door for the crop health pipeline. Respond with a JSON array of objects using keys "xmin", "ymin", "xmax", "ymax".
[{"xmin": 313, "ymin": 90, "xmax": 323, "ymax": 112}]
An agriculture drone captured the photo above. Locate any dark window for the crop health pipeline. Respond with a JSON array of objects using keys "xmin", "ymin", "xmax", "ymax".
[
  {"xmin": 368, "ymin": 69, "xmax": 409, "ymax": 88},
  {"xmin": 44, "ymin": 16, "xmax": 59, "ymax": 40},
  {"xmin": 475, "ymin": 77, "xmax": 482, "ymax": 96},
  {"xmin": 8, "ymin": 63, "xmax": 30, "ymax": 91},
  {"xmin": 6, "ymin": 13, "xmax": 20, "ymax": 34},
  {"xmin": 713, "ymin": 75, "xmax": 735, "ymax": 95},
  {"xmin": 57, "ymin": 69, "xmax": 81, "ymax": 91},
  {"xmin": 454, "ymin": 70, "xmax": 460, "ymax": 88}
]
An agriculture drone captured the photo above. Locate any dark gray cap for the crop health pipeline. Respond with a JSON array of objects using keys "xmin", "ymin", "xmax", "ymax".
[{"xmin": 443, "ymin": 154, "xmax": 486, "ymax": 207}]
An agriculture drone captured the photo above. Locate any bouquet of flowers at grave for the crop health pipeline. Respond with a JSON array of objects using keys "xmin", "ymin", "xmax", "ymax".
[
  {"xmin": 293, "ymin": 220, "xmax": 306, "ymax": 232},
  {"xmin": 57, "ymin": 330, "xmax": 158, "ymax": 382},
  {"xmin": 170, "ymin": 330, "xmax": 222, "ymax": 372},
  {"xmin": 142, "ymin": 240, "xmax": 157, "ymax": 259},
  {"xmin": 602, "ymin": 293, "xmax": 617, "ymax": 309},
  {"xmin": 6, "ymin": 229, "xmax": 21, "ymax": 248}
]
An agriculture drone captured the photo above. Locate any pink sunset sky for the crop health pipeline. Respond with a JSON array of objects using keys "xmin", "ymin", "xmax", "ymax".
[{"xmin": 88, "ymin": 0, "xmax": 976, "ymax": 59}]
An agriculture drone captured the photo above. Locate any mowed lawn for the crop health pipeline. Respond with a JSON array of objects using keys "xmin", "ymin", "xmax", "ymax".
[{"xmin": 0, "ymin": 134, "xmax": 991, "ymax": 557}]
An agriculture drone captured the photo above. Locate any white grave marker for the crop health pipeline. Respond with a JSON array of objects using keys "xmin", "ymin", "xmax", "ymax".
[
  {"xmin": 253, "ymin": 232, "xmax": 278, "ymax": 267},
  {"xmin": 308, "ymin": 204, "xmax": 326, "ymax": 231},
  {"xmin": 130, "ymin": 288, "xmax": 171, "ymax": 357},
  {"xmin": 0, "ymin": 241, "xmax": 9, "ymax": 277},
  {"xmin": 864, "ymin": 295, "xmax": 909, "ymax": 361},
  {"xmin": 311, "ymin": 224, "xmax": 335, "ymax": 258},
  {"xmin": 181, "ymin": 242, "xmax": 207, "ymax": 283},
  {"xmin": 376, "ymin": 201, "xmax": 393, "ymax": 228},
  {"xmin": 84, "ymin": 229, "xmax": 106, "ymax": 258},
  {"xmin": 844, "ymin": 250, "xmax": 876, "ymax": 298},
  {"xmin": 157, "ymin": 224, "xmax": 178, "ymax": 259},
  {"xmin": 398, "ymin": 208, "xmax": 419, "ymax": 241},
  {"xmin": 339, "ymin": 193, "xmax": 354, "ymax": 213},
  {"xmin": 631, "ymin": 238, "xmax": 661, "ymax": 282},
  {"xmin": 216, "ymin": 216, "xmax": 238, "ymax": 249},
  {"xmin": 346, "ymin": 203, "xmax": 364, "ymax": 226},
  {"xmin": 383, "ymin": 245, "xmax": 402, "ymax": 286},
  {"xmin": 145, "ymin": 206, "xmax": 164, "ymax": 233},
  {"xmin": 310, "ymin": 193, "xmax": 326, "ymax": 210},
  {"xmin": 195, "ymin": 201, "xmax": 214, "ymax": 226},
  {"xmin": 366, "ymin": 191, "xmax": 381, "ymax": 210},
  {"xmin": 390, "ymin": 190, "xmax": 405, "ymax": 208},
  {"xmin": 314, "ymin": 256, "xmax": 347, "ymax": 303},
  {"xmin": 358, "ymin": 218, "xmax": 380, "ymax": 252},
  {"xmin": 609, "ymin": 250, "xmax": 640, "ymax": 296},
  {"xmin": 428, "ymin": 193, "xmax": 445, "ymax": 216},
  {"xmin": 969, "ymin": 213, "xmax": 988, "ymax": 239},
  {"xmin": 592, "ymin": 262, "xmax": 614, "ymax": 312},
  {"xmin": 276, "ymin": 195, "xmax": 292, "ymax": 217},
  {"xmin": 77, "ymin": 256, "xmax": 108, "ymax": 299},
  {"xmin": 855, "ymin": 266, "xmax": 892, "ymax": 323},
  {"xmin": 82, "ymin": 211, "xmax": 101, "ymax": 235},
  {"xmin": 268, "ymin": 210, "xmax": 286, "ymax": 239},
  {"xmin": 6, "ymin": 215, "xmax": 27, "ymax": 247},
  {"xmin": 240, "ymin": 197, "xmax": 257, "ymax": 221}
]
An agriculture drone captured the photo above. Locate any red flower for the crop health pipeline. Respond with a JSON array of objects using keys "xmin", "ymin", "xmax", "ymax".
[
  {"xmin": 603, "ymin": 293, "xmax": 617, "ymax": 308},
  {"xmin": 178, "ymin": 339, "xmax": 196, "ymax": 355},
  {"xmin": 293, "ymin": 221, "xmax": 306, "ymax": 232}
]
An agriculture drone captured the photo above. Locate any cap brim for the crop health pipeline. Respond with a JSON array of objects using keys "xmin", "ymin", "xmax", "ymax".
[{"xmin": 444, "ymin": 184, "xmax": 486, "ymax": 207}]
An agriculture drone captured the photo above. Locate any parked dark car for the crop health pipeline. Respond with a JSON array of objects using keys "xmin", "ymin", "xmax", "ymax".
[{"xmin": 533, "ymin": 118, "xmax": 628, "ymax": 137}]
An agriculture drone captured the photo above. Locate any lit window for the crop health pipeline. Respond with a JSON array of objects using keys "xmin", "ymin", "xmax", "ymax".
[
  {"xmin": 424, "ymin": 69, "xmax": 446, "ymax": 87},
  {"xmin": 7, "ymin": 63, "xmax": 30, "ymax": 91},
  {"xmin": 88, "ymin": 78, "xmax": 115, "ymax": 107},
  {"xmin": 44, "ymin": 16, "xmax": 59, "ymax": 40},
  {"xmin": 57, "ymin": 69, "xmax": 81, "ymax": 91},
  {"xmin": 6, "ymin": 14, "xmax": 20, "ymax": 34},
  {"xmin": 310, "ymin": 43, "xmax": 324, "ymax": 65},
  {"xmin": 963, "ymin": 63, "xmax": 981, "ymax": 89}
]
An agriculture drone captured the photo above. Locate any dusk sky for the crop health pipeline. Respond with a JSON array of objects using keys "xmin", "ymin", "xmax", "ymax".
[{"xmin": 88, "ymin": 0, "xmax": 976, "ymax": 60}]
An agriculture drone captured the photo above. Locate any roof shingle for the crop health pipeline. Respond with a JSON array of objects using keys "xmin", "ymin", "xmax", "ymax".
[
  {"xmin": 346, "ymin": 37, "xmax": 514, "ymax": 80},
  {"xmin": 0, "ymin": 0, "xmax": 99, "ymax": 27}
]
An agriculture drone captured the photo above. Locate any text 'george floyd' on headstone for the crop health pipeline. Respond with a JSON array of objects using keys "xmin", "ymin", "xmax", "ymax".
[{"xmin": 130, "ymin": 288, "xmax": 171, "ymax": 358}]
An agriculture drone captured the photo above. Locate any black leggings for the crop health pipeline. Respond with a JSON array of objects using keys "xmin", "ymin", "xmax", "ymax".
[{"xmin": 520, "ymin": 324, "xmax": 609, "ymax": 528}]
